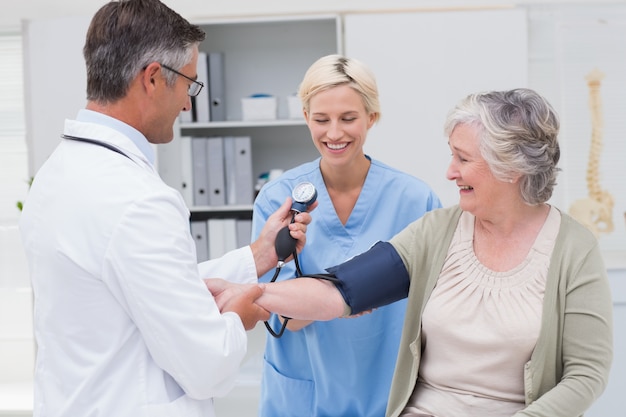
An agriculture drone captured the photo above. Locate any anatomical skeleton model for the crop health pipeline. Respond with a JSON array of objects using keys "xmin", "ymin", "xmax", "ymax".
[{"xmin": 569, "ymin": 68, "xmax": 615, "ymax": 238}]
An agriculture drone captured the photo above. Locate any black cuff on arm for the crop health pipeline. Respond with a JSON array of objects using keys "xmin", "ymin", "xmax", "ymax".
[{"xmin": 325, "ymin": 241, "xmax": 410, "ymax": 315}]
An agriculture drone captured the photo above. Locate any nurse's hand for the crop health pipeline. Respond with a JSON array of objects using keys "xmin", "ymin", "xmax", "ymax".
[
  {"xmin": 250, "ymin": 197, "xmax": 317, "ymax": 277},
  {"xmin": 206, "ymin": 278, "xmax": 270, "ymax": 330}
]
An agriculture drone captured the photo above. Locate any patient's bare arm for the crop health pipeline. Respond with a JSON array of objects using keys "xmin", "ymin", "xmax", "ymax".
[{"xmin": 205, "ymin": 277, "xmax": 347, "ymax": 321}]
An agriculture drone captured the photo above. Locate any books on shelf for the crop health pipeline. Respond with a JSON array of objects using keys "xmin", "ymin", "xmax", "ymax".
[
  {"xmin": 235, "ymin": 219, "xmax": 253, "ymax": 247},
  {"xmin": 191, "ymin": 137, "xmax": 210, "ymax": 206},
  {"xmin": 178, "ymin": 51, "xmax": 224, "ymax": 124},
  {"xmin": 179, "ymin": 136, "xmax": 194, "ymax": 207},
  {"xmin": 188, "ymin": 136, "xmax": 254, "ymax": 208},
  {"xmin": 156, "ymin": 135, "xmax": 194, "ymax": 208},
  {"xmin": 223, "ymin": 136, "xmax": 254, "ymax": 205},
  {"xmin": 190, "ymin": 220, "xmax": 209, "ymax": 262},
  {"xmin": 207, "ymin": 52, "xmax": 226, "ymax": 122},
  {"xmin": 206, "ymin": 136, "xmax": 226, "ymax": 206},
  {"xmin": 190, "ymin": 217, "xmax": 251, "ymax": 261},
  {"xmin": 208, "ymin": 218, "xmax": 237, "ymax": 259},
  {"xmin": 194, "ymin": 51, "xmax": 211, "ymax": 123},
  {"xmin": 183, "ymin": 134, "xmax": 255, "ymax": 262}
]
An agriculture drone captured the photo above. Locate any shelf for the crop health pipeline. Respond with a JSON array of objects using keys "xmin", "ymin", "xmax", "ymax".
[
  {"xmin": 180, "ymin": 119, "xmax": 305, "ymax": 130},
  {"xmin": 190, "ymin": 204, "xmax": 253, "ymax": 212},
  {"xmin": 189, "ymin": 206, "xmax": 253, "ymax": 222}
]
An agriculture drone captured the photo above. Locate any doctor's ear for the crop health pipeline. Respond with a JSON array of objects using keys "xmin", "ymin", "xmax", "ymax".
[{"xmin": 142, "ymin": 62, "xmax": 161, "ymax": 89}]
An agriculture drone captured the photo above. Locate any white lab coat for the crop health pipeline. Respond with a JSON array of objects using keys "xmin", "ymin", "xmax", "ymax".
[{"xmin": 19, "ymin": 117, "xmax": 257, "ymax": 417}]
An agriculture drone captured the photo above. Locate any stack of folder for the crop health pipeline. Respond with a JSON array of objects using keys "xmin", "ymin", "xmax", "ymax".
[
  {"xmin": 179, "ymin": 51, "xmax": 226, "ymax": 123},
  {"xmin": 190, "ymin": 136, "xmax": 254, "ymax": 208},
  {"xmin": 191, "ymin": 218, "xmax": 253, "ymax": 262}
]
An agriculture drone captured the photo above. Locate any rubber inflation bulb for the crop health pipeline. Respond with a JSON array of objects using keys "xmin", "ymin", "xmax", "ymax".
[{"xmin": 275, "ymin": 225, "xmax": 296, "ymax": 262}]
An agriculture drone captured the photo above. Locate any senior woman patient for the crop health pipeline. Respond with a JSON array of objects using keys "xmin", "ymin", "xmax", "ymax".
[{"xmin": 207, "ymin": 88, "xmax": 613, "ymax": 417}]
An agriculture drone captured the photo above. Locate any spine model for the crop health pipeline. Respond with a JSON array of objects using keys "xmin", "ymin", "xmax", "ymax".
[{"xmin": 568, "ymin": 68, "xmax": 614, "ymax": 237}]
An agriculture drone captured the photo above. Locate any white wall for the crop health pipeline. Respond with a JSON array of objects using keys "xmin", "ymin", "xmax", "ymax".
[
  {"xmin": 0, "ymin": 226, "xmax": 33, "ymax": 416},
  {"xmin": 0, "ymin": 0, "xmax": 624, "ymax": 27},
  {"xmin": 21, "ymin": 16, "xmax": 91, "ymax": 175},
  {"xmin": 4, "ymin": 0, "xmax": 626, "ymax": 28},
  {"xmin": 0, "ymin": 30, "xmax": 34, "ymax": 417},
  {"xmin": 345, "ymin": 9, "xmax": 528, "ymax": 208}
]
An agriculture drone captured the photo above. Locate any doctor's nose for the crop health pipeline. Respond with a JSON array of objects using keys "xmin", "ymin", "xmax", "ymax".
[{"xmin": 182, "ymin": 96, "xmax": 193, "ymax": 112}]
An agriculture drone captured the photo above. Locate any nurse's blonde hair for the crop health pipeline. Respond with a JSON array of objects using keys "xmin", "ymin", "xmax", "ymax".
[{"xmin": 298, "ymin": 54, "xmax": 381, "ymax": 123}]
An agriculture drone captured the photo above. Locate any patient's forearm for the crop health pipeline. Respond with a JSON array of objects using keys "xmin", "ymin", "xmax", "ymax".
[{"xmin": 258, "ymin": 278, "xmax": 348, "ymax": 321}]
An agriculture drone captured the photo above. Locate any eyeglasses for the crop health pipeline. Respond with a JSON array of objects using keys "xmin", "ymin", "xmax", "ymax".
[{"xmin": 160, "ymin": 64, "xmax": 204, "ymax": 97}]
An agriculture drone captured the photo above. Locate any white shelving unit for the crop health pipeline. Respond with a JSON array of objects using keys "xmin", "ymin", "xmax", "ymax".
[
  {"xmin": 157, "ymin": 16, "xmax": 343, "ymax": 414},
  {"xmin": 156, "ymin": 15, "xmax": 343, "ymax": 221}
]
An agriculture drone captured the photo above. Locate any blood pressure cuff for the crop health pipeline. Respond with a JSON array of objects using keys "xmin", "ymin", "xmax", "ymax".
[{"xmin": 325, "ymin": 241, "xmax": 410, "ymax": 315}]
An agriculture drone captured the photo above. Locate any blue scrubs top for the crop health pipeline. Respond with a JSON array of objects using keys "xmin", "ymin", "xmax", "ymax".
[{"xmin": 252, "ymin": 157, "xmax": 441, "ymax": 417}]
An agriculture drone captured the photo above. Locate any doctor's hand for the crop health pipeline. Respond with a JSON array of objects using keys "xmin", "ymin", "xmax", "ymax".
[
  {"xmin": 205, "ymin": 278, "xmax": 270, "ymax": 330},
  {"xmin": 250, "ymin": 196, "xmax": 317, "ymax": 277}
]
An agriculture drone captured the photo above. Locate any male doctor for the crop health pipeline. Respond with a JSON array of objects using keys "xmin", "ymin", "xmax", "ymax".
[{"xmin": 18, "ymin": 1, "xmax": 313, "ymax": 416}]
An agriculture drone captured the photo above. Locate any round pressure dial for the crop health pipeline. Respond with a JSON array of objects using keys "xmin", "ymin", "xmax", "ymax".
[{"xmin": 291, "ymin": 182, "xmax": 317, "ymax": 213}]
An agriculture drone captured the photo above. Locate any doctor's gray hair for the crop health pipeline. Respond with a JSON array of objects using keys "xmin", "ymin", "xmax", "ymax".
[
  {"xmin": 84, "ymin": 0, "xmax": 205, "ymax": 103},
  {"xmin": 444, "ymin": 88, "xmax": 561, "ymax": 205},
  {"xmin": 298, "ymin": 54, "xmax": 381, "ymax": 123}
]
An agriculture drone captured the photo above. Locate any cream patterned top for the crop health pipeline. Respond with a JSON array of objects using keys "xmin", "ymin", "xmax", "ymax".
[{"xmin": 401, "ymin": 206, "xmax": 561, "ymax": 417}]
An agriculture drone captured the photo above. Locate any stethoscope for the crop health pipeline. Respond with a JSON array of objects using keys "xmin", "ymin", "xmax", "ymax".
[
  {"xmin": 264, "ymin": 181, "xmax": 318, "ymax": 338},
  {"xmin": 61, "ymin": 134, "xmax": 132, "ymax": 160}
]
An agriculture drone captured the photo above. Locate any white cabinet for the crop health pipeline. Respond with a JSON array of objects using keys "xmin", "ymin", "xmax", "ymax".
[
  {"xmin": 156, "ymin": 15, "xmax": 342, "ymax": 221},
  {"xmin": 344, "ymin": 9, "xmax": 528, "ymax": 208}
]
